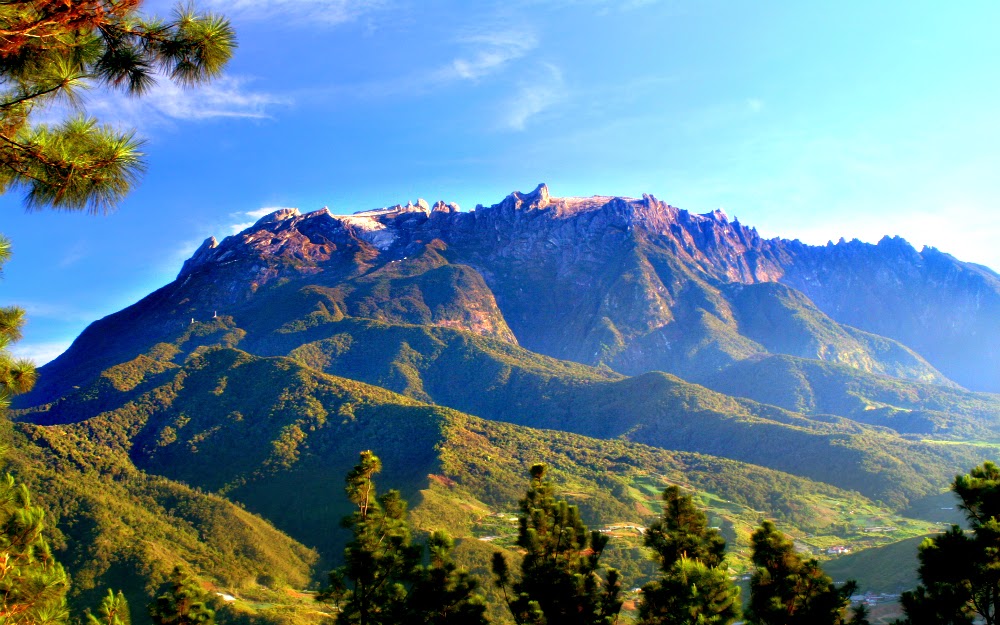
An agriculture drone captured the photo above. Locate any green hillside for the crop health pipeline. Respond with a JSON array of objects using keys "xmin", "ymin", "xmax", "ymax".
[
  {"xmin": 3, "ymin": 419, "xmax": 317, "ymax": 623},
  {"xmin": 700, "ymin": 354, "xmax": 1000, "ymax": 440},
  {"xmin": 14, "ymin": 347, "xmax": 942, "ymax": 587},
  {"xmin": 215, "ymin": 314, "xmax": 982, "ymax": 508},
  {"xmin": 823, "ymin": 535, "xmax": 927, "ymax": 594},
  {"xmin": 725, "ymin": 282, "xmax": 950, "ymax": 385}
]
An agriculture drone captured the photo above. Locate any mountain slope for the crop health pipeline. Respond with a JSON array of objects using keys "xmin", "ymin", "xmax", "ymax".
[
  {"xmin": 3, "ymin": 420, "xmax": 317, "ymax": 620},
  {"xmin": 700, "ymin": 354, "xmax": 1000, "ymax": 439}
]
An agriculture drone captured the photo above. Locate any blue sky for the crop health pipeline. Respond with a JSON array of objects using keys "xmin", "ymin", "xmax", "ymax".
[{"xmin": 3, "ymin": 0, "xmax": 1000, "ymax": 364}]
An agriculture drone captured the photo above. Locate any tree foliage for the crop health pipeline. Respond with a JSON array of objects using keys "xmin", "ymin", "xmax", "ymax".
[
  {"xmin": 319, "ymin": 450, "xmax": 488, "ymax": 625},
  {"xmin": 747, "ymin": 520, "xmax": 855, "ymax": 625},
  {"xmin": 148, "ymin": 566, "xmax": 215, "ymax": 625},
  {"xmin": 644, "ymin": 485, "xmax": 726, "ymax": 572},
  {"xmin": 637, "ymin": 486, "xmax": 740, "ymax": 625},
  {"xmin": 0, "ymin": 0, "xmax": 235, "ymax": 213},
  {"xmin": 0, "ymin": 472, "xmax": 69, "ymax": 625},
  {"xmin": 88, "ymin": 589, "xmax": 131, "ymax": 625},
  {"xmin": 492, "ymin": 463, "xmax": 622, "ymax": 625},
  {"xmin": 0, "ymin": 236, "xmax": 35, "ymax": 409},
  {"xmin": 404, "ymin": 531, "xmax": 489, "ymax": 625},
  {"xmin": 898, "ymin": 461, "xmax": 1000, "ymax": 625}
]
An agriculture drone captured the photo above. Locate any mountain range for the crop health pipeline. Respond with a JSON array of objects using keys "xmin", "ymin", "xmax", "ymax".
[{"xmin": 13, "ymin": 185, "xmax": 1000, "ymax": 622}]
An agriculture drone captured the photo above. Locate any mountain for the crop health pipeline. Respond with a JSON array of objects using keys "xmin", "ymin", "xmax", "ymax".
[
  {"xmin": 13, "ymin": 185, "xmax": 1000, "ymax": 614},
  {"xmin": 31, "ymin": 185, "xmax": 999, "ymax": 402}
]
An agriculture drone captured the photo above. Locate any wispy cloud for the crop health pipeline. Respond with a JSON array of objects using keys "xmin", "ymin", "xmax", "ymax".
[
  {"xmin": 201, "ymin": 0, "xmax": 388, "ymax": 25},
  {"xmin": 9, "ymin": 341, "xmax": 72, "ymax": 366},
  {"xmin": 502, "ymin": 63, "xmax": 565, "ymax": 131},
  {"xmin": 58, "ymin": 242, "xmax": 88, "ymax": 268},
  {"xmin": 83, "ymin": 75, "xmax": 289, "ymax": 127},
  {"xmin": 437, "ymin": 32, "xmax": 538, "ymax": 82}
]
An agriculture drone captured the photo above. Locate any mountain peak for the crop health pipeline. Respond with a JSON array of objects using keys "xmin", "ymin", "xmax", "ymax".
[
  {"xmin": 496, "ymin": 183, "xmax": 551, "ymax": 211},
  {"xmin": 254, "ymin": 207, "xmax": 301, "ymax": 227}
]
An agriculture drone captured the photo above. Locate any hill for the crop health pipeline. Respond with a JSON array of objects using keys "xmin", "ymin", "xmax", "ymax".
[
  {"xmin": 700, "ymin": 354, "xmax": 1000, "ymax": 440},
  {"xmin": 13, "ymin": 185, "xmax": 1000, "ymax": 617},
  {"xmin": 2, "ymin": 418, "xmax": 317, "ymax": 621},
  {"xmin": 14, "ymin": 348, "xmax": 941, "ymax": 568}
]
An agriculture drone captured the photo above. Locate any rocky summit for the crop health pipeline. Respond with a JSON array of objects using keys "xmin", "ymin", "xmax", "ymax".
[{"xmin": 33, "ymin": 185, "xmax": 1000, "ymax": 401}]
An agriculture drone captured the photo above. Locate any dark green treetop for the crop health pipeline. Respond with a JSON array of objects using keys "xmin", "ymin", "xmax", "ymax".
[
  {"xmin": 0, "ymin": 472, "xmax": 69, "ymax": 625},
  {"xmin": 898, "ymin": 461, "xmax": 1000, "ymax": 625},
  {"xmin": 402, "ymin": 531, "xmax": 489, "ymax": 625},
  {"xmin": 320, "ymin": 451, "xmax": 489, "ymax": 625},
  {"xmin": 492, "ymin": 463, "xmax": 622, "ymax": 625},
  {"xmin": 637, "ymin": 485, "xmax": 739, "ymax": 625},
  {"xmin": 88, "ymin": 589, "xmax": 131, "ymax": 625},
  {"xmin": 644, "ymin": 485, "xmax": 726, "ymax": 571},
  {"xmin": 747, "ymin": 520, "xmax": 856, "ymax": 625},
  {"xmin": 148, "ymin": 566, "xmax": 215, "ymax": 625}
]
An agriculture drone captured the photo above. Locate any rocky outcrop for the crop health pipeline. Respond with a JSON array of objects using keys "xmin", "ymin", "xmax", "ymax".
[{"xmin": 30, "ymin": 185, "xmax": 1000, "ymax": 403}]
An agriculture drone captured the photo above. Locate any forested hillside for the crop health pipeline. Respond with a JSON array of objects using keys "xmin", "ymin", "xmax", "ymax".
[{"xmin": 11, "ymin": 187, "xmax": 1000, "ymax": 623}]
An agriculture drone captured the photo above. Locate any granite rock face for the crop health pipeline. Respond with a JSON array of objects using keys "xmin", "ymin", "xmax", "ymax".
[{"xmin": 31, "ymin": 186, "xmax": 1000, "ymax": 401}]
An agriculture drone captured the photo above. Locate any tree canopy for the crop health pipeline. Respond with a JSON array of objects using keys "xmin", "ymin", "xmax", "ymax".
[
  {"xmin": 747, "ymin": 520, "xmax": 856, "ymax": 625},
  {"xmin": 320, "ymin": 450, "xmax": 488, "ymax": 625},
  {"xmin": 0, "ymin": 472, "xmax": 69, "ymax": 625},
  {"xmin": 492, "ymin": 463, "xmax": 622, "ymax": 625},
  {"xmin": 637, "ymin": 485, "xmax": 740, "ymax": 625},
  {"xmin": 899, "ymin": 461, "xmax": 1000, "ymax": 625},
  {"xmin": 148, "ymin": 566, "xmax": 214, "ymax": 625},
  {"xmin": 0, "ymin": 0, "xmax": 235, "ymax": 213}
]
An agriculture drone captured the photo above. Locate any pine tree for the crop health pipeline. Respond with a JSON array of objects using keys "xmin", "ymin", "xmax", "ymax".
[
  {"xmin": 0, "ymin": 237, "xmax": 35, "ymax": 410},
  {"xmin": 492, "ymin": 463, "xmax": 622, "ymax": 625},
  {"xmin": 148, "ymin": 566, "xmax": 215, "ymax": 625},
  {"xmin": 321, "ymin": 451, "xmax": 421, "ymax": 625},
  {"xmin": 746, "ymin": 520, "xmax": 855, "ymax": 625},
  {"xmin": 643, "ymin": 486, "xmax": 726, "ymax": 569},
  {"xmin": 0, "ymin": 236, "xmax": 65, "ymax": 625},
  {"xmin": 0, "ymin": 1, "xmax": 235, "ymax": 213},
  {"xmin": 637, "ymin": 486, "xmax": 740, "ymax": 625},
  {"xmin": 849, "ymin": 602, "xmax": 870, "ymax": 625},
  {"xmin": 898, "ymin": 461, "xmax": 1000, "ymax": 625},
  {"xmin": 320, "ymin": 451, "xmax": 489, "ymax": 625},
  {"xmin": 88, "ymin": 589, "xmax": 131, "ymax": 625},
  {"xmin": 0, "ymin": 473, "xmax": 69, "ymax": 625},
  {"xmin": 403, "ymin": 531, "xmax": 489, "ymax": 625}
]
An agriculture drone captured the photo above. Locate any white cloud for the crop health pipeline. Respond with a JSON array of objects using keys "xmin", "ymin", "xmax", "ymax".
[
  {"xmin": 439, "ymin": 32, "xmax": 538, "ymax": 82},
  {"xmin": 747, "ymin": 98, "xmax": 764, "ymax": 113},
  {"xmin": 229, "ymin": 222, "xmax": 255, "ymax": 234},
  {"xmin": 502, "ymin": 63, "xmax": 565, "ymax": 131},
  {"xmin": 83, "ymin": 75, "xmax": 289, "ymax": 127},
  {"xmin": 338, "ymin": 28, "xmax": 539, "ymax": 100},
  {"xmin": 9, "ymin": 341, "xmax": 72, "ymax": 365},
  {"xmin": 201, "ymin": 0, "xmax": 388, "ymax": 25}
]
